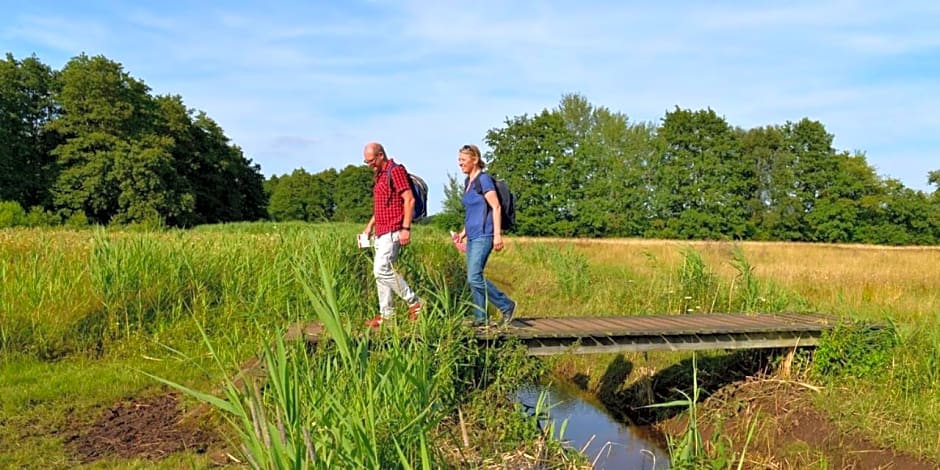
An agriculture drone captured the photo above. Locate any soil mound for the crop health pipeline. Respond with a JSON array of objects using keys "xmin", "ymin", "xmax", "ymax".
[
  {"xmin": 66, "ymin": 392, "xmax": 219, "ymax": 464},
  {"xmin": 658, "ymin": 378, "xmax": 937, "ymax": 469}
]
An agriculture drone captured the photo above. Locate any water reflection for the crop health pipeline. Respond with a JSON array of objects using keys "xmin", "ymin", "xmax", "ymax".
[{"xmin": 516, "ymin": 381, "xmax": 670, "ymax": 470}]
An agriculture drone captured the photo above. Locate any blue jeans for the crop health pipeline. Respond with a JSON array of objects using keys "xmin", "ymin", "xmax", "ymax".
[{"xmin": 466, "ymin": 237, "xmax": 514, "ymax": 323}]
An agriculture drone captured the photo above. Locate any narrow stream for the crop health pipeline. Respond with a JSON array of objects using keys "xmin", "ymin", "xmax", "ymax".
[{"xmin": 516, "ymin": 381, "xmax": 670, "ymax": 469}]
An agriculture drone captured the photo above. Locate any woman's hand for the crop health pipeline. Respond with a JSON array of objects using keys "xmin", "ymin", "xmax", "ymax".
[{"xmin": 450, "ymin": 231, "xmax": 466, "ymax": 253}]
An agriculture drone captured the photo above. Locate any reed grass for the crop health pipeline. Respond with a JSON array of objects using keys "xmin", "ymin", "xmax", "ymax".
[
  {"xmin": 151, "ymin": 239, "xmax": 573, "ymax": 467},
  {"xmin": 0, "ymin": 223, "xmax": 575, "ymax": 467},
  {"xmin": 2, "ymin": 227, "xmax": 938, "ymax": 464}
]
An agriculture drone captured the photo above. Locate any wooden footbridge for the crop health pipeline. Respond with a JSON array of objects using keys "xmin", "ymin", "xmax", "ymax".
[
  {"xmin": 223, "ymin": 313, "xmax": 840, "ymax": 389},
  {"xmin": 286, "ymin": 312, "xmax": 839, "ymax": 356},
  {"xmin": 480, "ymin": 312, "xmax": 835, "ymax": 356}
]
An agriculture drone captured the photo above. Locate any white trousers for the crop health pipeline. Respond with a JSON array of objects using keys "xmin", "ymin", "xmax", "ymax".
[{"xmin": 373, "ymin": 231, "xmax": 418, "ymax": 318}]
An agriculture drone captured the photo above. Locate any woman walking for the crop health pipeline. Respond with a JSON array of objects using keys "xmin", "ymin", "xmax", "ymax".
[{"xmin": 452, "ymin": 144, "xmax": 516, "ymax": 327}]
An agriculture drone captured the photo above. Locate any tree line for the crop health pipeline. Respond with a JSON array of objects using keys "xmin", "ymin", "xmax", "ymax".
[
  {"xmin": 1, "ymin": 53, "xmax": 266, "ymax": 227},
  {"xmin": 264, "ymin": 91, "xmax": 940, "ymax": 246},
  {"xmin": 477, "ymin": 94, "xmax": 940, "ymax": 245},
  {"xmin": 3, "ymin": 53, "xmax": 939, "ymax": 245}
]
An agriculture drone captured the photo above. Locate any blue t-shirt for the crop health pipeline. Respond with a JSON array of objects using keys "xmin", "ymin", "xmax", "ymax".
[{"xmin": 462, "ymin": 173, "xmax": 496, "ymax": 240}]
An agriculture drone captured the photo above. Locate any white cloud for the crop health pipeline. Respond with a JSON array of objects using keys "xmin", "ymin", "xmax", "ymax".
[{"xmin": 3, "ymin": 0, "xmax": 939, "ymax": 209}]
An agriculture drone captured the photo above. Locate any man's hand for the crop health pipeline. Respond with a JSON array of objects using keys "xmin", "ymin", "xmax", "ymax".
[{"xmin": 399, "ymin": 228, "xmax": 411, "ymax": 246}]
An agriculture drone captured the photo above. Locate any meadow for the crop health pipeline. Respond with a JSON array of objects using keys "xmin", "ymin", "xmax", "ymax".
[
  {"xmin": 1, "ymin": 223, "xmax": 938, "ymax": 468},
  {"xmin": 504, "ymin": 236, "xmax": 940, "ymax": 466}
]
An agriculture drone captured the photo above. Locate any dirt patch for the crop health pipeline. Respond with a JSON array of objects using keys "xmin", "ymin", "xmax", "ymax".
[
  {"xmin": 657, "ymin": 378, "xmax": 937, "ymax": 469},
  {"xmin": 65, "ymin": 392, "xmax": 222, "ymax": 464}
]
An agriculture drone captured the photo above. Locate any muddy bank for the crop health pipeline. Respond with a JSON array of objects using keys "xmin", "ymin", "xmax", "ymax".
[
  {"xmin": 61, "ymin": 390, "xmax": 579, "ymax": 468},
  {"xmin": 64, "ymin": 392, "xmax": 222, "ymax": 464},
  {"xmin": 58, "ymin": 352, "xmax": 939, "ymax": 469},
  {"xmin": 657, "ymin": 378, "xmax": 937, "ymax": 469},
  {"xmin": 554, "ymin": 350, "xmax": 938, "ymax": 469}
]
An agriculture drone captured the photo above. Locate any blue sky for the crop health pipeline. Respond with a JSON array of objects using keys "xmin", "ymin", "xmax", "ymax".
[{"xmin": 3, "ymin": 1, "xmax": 939, "ymax": 213}]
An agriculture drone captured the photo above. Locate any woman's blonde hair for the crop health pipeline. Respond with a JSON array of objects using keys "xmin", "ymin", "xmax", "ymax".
[{"xmin": 459, "ymin": 144, "xmax": 485, "ymax": 169}]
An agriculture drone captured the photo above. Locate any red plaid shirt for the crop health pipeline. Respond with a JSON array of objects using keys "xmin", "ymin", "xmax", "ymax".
[{"xmin": 373, "ymin": 159, "xmax": 410, "ymax": 236}]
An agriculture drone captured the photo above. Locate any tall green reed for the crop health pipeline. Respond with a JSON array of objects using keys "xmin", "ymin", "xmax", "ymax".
[
  {"xmin": 727, "ymin": 246, "xmax": 799, "ymax": 313},
  {"xmin": 1, "ymin": 230, "xmax": 91, "ymax": 357},
  {"xmin": 644, "ymin": 354, "xmax": 755, "ymax": 470},
  {"xmin": 152, "ymin": 238, "xmax": 474, "ymax": 468},
  {"xmin": 677, "ymin": 247, "xmax": 719, "ymax": 314}
]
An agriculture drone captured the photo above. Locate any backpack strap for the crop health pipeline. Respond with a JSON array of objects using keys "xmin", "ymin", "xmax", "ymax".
[
  {"xmin": 472, "ymin": 173, "xmax": 493, "ymax": 229},
  {"xmin": 472, "ymin": 176, "xmax": 483, "ymax": 195},
  {"xmin": 385, "ymin": 162, "xmax": 399, "ymax": 207}
]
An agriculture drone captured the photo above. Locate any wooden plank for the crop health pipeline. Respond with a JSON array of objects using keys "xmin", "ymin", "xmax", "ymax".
[
  {"xmin": 592, "ymin": 317, "xmax": 637, "ymax": 332},
  {"xmin": 650, "ymin": 316, "xmax": 710, "ymax": 334},
  {"xmin": 555, "ymin": 318, "xmax": 594, "ymax": 332},
  {"xmin": 491, "ymin": 313, "xmax": 839, "ymax": 349},
  {"xmin": 617, "ymin": 316, "xmax": 667, "ymax": 331}
]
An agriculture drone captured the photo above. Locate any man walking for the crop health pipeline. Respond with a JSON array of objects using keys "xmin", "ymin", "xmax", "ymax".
[{"xmin": 361, "ymin": 142, "xmax": 422, "ymax": 328}]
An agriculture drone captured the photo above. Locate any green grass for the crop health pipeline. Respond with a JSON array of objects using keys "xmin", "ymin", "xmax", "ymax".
[
  {"xmin": 0, "ymin": 223, "xmax": 577, "ymax": 468},
  {"xmin": 150, "ymin": 247, "xmax": 475, "ymax": 468},
  {"xmin": 2, "ymin": 225, "xmax": 939, "ymax": 466},
  {"xmin": 0, "ymin": 354, "xmax": 217, "ymax": 469}
]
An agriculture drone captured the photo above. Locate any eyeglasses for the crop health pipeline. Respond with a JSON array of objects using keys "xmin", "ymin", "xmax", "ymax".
[{"xmin": 364, "ymin": 152, "xmax": 382, "ymax": 165}]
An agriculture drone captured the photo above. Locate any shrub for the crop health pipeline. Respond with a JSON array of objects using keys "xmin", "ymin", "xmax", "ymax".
[
  {"xmin": 25, "ymin": 206, "xmax": 61, "ymax": 226},
  {"xmin": 0, "ymin": 201, "xmax": 27, "ymax": 228},
  {"xmin": 813, "ymin": 321, "xmax": 899, "ymax": 379}
]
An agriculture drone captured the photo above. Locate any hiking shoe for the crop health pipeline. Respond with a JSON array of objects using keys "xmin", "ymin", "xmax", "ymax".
[
  {"xmin": 407, "ymin": 302, "xmax": 423, "ymax": 321},
  {"xmin": 500, "ymin": 301, "xmax": 516, "ymax": 326},
  {"xmin": 365, "ymin": 315, "xmax": 386, "ymax": 329}
]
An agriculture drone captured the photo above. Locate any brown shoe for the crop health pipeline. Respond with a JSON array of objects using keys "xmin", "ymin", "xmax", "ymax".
[{"xmin": 407, "ymin": 302, "xmax": 423, "ymax": 321}]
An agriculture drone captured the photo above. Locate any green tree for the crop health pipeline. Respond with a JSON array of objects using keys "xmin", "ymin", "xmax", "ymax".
[
  {"xmin": 781, "ymin": 119, "xmax": 841, "ymax": 240},
  {"xmin": 740, "ymin": 126, "xmax": 803, "ymax": 240},
  {"xmin": 485, "ymin": 110, "xmax": 578, "ymax": 236},
  {"xmin": 0, "ymin": 53, "xmax": 60, "ymax": 209},
  {"xmin": 0, "ymin": 201, "xmax": 27, "ymax": 227},
  {"xmin": 648, "ymin": 107, "xmax": 751, "ymax": 239},
  {"xmin": 855, "ymin": 178, "xmax": 938, "ymax": 245},
  {"xmin": 268, "ymin": 168, "xmax": 335, "ymax": 222},
  {"xmin": 310, "ymin": 169, "xmax": 337, "ymax": 221},
  {"xmin": 194, "ymin": 114, "xmax": 267, "ymax": 223},
  {"xmin": 153, "ymin": 97, "xmax": 266, "ymax": 225},
  {"xmin": 331, "ymin": 164, "xmax": 373, "ymax": 223},
  {"xmin": 554, "ymin": 94, "xmax": 656, "ymax": 237},
  {"xmin": 264, "ymin": 174, "xmax": 280, "ymax": 201},
  {"xmin": 49, "ymin": 54, "xmax": 190, "ymax": 225},
  {"xmin": 802, "ymin": 151, "xmax": 881, "ymax": 242},
  {"xmin": 929, "ymin": 170, "xmax": 940, "ymax": 192},
  {"xmin": 220, "ymin": 141, "xmax": 268, "ymax": 223},
  {"xmin": 268, "ymin": 169, "xmax": 311, "ymax": 221},
  {"xmin": 431, "ymin": 173, "xmax": 465, "ymax": 231}
]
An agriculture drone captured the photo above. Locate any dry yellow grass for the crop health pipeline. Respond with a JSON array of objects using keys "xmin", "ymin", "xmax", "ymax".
[
  {"xmin": 500, "ymin": 236, "xmax": 940, "ymax": 463},
  {"xmin": 503, "ymin": 237, "xmax": 940, "ymax": 325}
]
